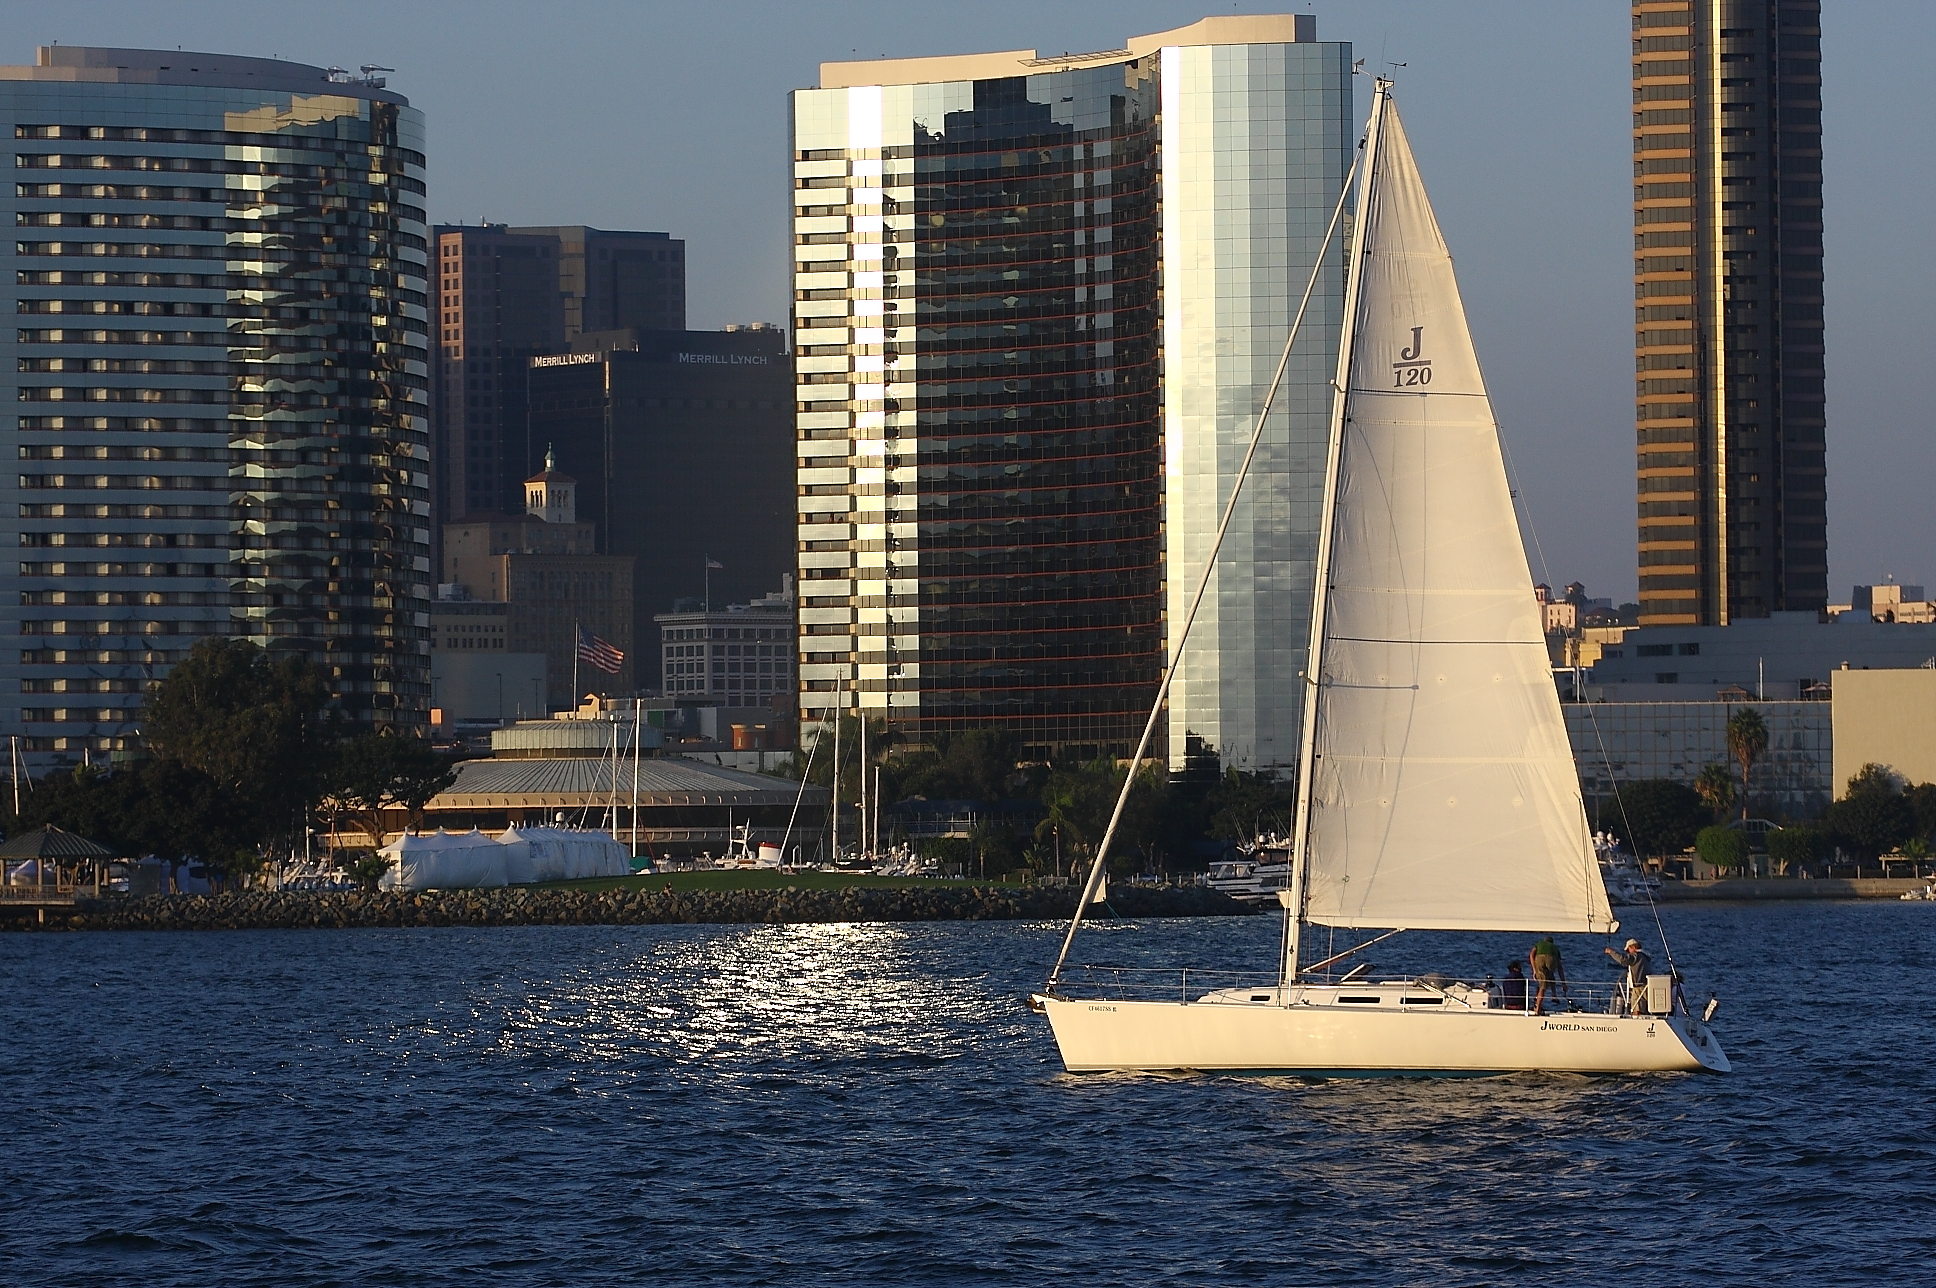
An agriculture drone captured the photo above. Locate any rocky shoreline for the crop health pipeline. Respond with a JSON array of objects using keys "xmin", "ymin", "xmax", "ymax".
[{"xmin": 1, "ymin": 883, "xmax": 1254, "ymax": 933}]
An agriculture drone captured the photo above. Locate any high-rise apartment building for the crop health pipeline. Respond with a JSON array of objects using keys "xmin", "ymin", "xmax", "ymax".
[
  {"xmin": 789, "ymin": 15, "xmax": 1351, "ymax": 767},
  {"xmin": 1, "ymin": 46, "xmax": 431, "ymax": 766},
  {"xmin": 429, "ymin": 226, "xmax": 685, "ymax": 529},
  {"xmin": 1632, "ymin": 1, "xmax": 1826, "ymax": 626}
]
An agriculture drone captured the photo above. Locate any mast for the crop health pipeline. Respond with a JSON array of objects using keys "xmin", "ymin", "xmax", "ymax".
[
  {"xmin": 1285, "ymin": 78, "xmax": 1391, "ymax": 987},
  {"xmin": 1043, "ymin": 143, "xmax": 1364, "ymax": 991},
  {"xmin": 632, "ymin": 696, "xmax": 641, "ymax": 857},
  {"xmin": 831, "ymin": 703, "xmax": 840, "ymax": 862}
]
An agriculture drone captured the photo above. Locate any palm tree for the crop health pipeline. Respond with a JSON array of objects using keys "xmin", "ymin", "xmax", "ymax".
[
  {"xmin": 1726, "ymin": 707, "xmax": 1769, "ymax": 823},
  {"xmin": 1693, "ymin": 763, "xmax": 1737, "ymax": 820}
]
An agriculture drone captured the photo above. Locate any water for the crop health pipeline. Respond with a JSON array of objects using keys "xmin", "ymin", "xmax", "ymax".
[{"xmin": 2, "ymin": 902, "xmax": 1932, "ymax": 1286}]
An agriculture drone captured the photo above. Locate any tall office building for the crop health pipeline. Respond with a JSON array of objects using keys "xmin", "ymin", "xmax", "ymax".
[
  {"xmin": 525, "ymin": 325, "xmax": 794, "ymax": 689},
  {"xmin": 1, "ymin": 46, "xmax": 431, "ymax": 766},
  {"xmin": 1632, "ymin": 1, "xmax": 1826, "ymax": 626},
  {"xmin": 509, "ymin": 226, "xmax": 685, "ymax": 337},
  {"xmin": 430, "ymin": 225, "xmax": 684, "ymax": 529},
  {"xmin": 790, "ymin": 15, "xmax": 1351, "ymax": 767},
  {"xmin": 430, "ymin": 226, "xmax": 564, "ymax": 527}
]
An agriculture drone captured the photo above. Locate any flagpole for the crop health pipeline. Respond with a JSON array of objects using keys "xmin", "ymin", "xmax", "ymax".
[
  {"xmin": 704, "ymin": 556, "xmax": 711, "ymax": 612},
  {"xmin": 573, "ymin": 619, "xmax": 580, "ymax": 712}
]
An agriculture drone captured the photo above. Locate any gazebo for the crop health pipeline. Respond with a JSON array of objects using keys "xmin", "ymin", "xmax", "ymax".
[{"xmin": 0, "ymin": 825, "xmax": 119, "ymax": 899}]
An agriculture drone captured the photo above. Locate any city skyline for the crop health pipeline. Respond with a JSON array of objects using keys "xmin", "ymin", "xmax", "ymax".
[{"xmin": 11, "ymin": 4, "xmax": 1932, "ymax": 610}]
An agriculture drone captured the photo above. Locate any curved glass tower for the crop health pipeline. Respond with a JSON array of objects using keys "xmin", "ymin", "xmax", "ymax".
[
  {"xmin": 790, "ymin": 16, "xmax": 1351, "ymax": 768},
  {"xmin": 2, "ymin": 46, "xmax": 431, "ymax": 766}
]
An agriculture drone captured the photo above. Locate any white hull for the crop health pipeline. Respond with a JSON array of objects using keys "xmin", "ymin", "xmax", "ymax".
[{"xmin": 1038, "ymin": 989, "xmax": 1729, "ymax": 1077}]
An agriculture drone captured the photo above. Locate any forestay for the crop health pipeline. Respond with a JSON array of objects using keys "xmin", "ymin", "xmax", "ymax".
[{"xmin": 1298, "ymin": 102, "xmax": 1615, "ymax": 935}]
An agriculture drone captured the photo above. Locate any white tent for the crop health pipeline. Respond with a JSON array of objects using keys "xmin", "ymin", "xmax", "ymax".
[
  {"xmin": 378, "ymin": 829, "xmax": 509, "ymax": 891},
  {"xmin": 378, "ymin": 826, "xmax": 629, "ymax": 891},
  {"xmin": 501, "ymin": 826, "xmax": 631, "ymax": 883}
]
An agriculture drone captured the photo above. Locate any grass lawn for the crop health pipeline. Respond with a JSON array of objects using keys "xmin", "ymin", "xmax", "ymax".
[{"xmin": 534, "ymin": 869, "xmax": 1027, "ymax": 894}]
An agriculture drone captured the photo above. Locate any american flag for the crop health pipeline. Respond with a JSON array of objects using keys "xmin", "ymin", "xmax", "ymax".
[{"xmin": 576, "ymin": 625, "xmax": 624, "ymax": 675}]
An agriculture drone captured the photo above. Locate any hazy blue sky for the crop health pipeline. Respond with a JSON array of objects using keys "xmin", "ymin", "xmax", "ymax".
[{"xmin": 20, "ymin": 2, "xmax": 1933, "ymax": 604}]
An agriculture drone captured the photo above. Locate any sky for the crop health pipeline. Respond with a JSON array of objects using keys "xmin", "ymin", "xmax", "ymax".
[{"xmin": 19, "ymin": 1, "xmax": 1934, "ymax": 605}]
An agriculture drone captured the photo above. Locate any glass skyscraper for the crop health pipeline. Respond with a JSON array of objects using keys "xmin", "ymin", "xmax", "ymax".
[
  {"xmin": 1, "ymin": 46, "xmax": 431, "ymax": 767},
  {"xmin": 790, "ymin": 16, "xmax": 1351, "ymax": 768}
]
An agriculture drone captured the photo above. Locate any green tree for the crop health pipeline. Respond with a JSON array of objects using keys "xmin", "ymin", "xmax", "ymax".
[
  {"xmin": 322, "ymin": 729, "xmax": 458, "ymax": 849},
  {"xmin": 893, "ymin": 728, "xmax": 1023, "ymax": 803},
  {"xmin": 1726, "ymin": 707, "xmax": 1769, "ymax": 821},
  {"xmin": 1904, "ymin": 782, "xmax": 1936, "ymax": 844},
  {"xmin": 1693, "ymin": 763, "xmax": 1737, "ymax": 820},
  {"xmin": 1695, "ymin": 825, "xmax": 1750, "ymax": 872},
  {"xmin": 1036, "ymin": 756, "xmax": 1168, "ymax": 876},
  {"xmin": 1205, "ymin": 767, "xmax": 1296, "ymax": 843},
  {"xmin": 141, "ymin": 637, "xmax": 334, "ymax": 864},
  {"xmin": 5, "ymin": 758, "xmax": 252, "ymax": 891},
  {"xmin": 1821, "ymin": 763, "xmax": 1915, "ymax": 863},
  {"xmin": 1596, "ymin": 779, "xmax": 1705, "ymax": 858},
  {"xmin": 1766, "ymin": 826, "xmax": 1828, "ymax": 876}
]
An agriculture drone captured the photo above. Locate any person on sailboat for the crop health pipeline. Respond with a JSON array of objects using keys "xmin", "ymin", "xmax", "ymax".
[
  {"xmin": 1604, "ymin": 938, "xmax": 1654, "ymax": 1016},
  {"xmin": 1529, "ymin": 936, "xmax": 1568, "ymax": 1015},
  {"xmin": 1501, "ymin": 960, "xmax": 1529, "ymax": 1013}
]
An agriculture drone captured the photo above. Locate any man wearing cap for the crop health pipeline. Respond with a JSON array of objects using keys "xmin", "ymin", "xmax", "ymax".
[{"xmin": 1604, "ymin": 938, "xmax": 1654, "ymax": 1016}]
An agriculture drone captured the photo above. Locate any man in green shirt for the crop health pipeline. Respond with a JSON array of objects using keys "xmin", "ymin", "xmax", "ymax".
[{"xmin": 1529, "ymin": 935, "xmax": 1567, "ymax": 1014}]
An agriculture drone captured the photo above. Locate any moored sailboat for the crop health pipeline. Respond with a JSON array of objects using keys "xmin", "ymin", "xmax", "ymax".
[{"xmin": 1031, "ymin": 82, "xmax": 1728, "ymax": 1076}]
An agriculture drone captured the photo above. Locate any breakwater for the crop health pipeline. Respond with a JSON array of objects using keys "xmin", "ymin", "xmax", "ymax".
[
  {"xmin": 1, "ymin": 882, "xmax": 1253, "ymax": 933},
  {"xmin": 1654, "ymin": 876, "xmax": 1928, "ymax": 901}
]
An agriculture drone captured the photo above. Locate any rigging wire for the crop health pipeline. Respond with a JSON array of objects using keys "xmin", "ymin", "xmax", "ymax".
[
  {"xmin": 776, "ymin": 718, "xmax": 825, "ymax": 865},
  {"xmin": 1045, "ymin": 145, "xmax": 1364, "ymax": 991},
  {"xmin": 1498, "ymin": 431, "xmax": 1676, "ymax": 973}
]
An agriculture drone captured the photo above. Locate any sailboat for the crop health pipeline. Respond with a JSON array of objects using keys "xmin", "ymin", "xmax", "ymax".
[{"xmin": 1030, "ymin": 83, "xmax": 1728, "ymax": 1076}]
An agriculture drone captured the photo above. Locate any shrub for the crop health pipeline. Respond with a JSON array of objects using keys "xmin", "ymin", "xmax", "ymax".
[{"xmin": 1695, "ymin": 826, "xmax": 1750, "ymax": 872}]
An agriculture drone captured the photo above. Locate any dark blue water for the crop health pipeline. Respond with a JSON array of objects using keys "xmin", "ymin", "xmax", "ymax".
[{"xmin": 3, "ymin": 902, "xmax": 1932, "ymax": 1286}]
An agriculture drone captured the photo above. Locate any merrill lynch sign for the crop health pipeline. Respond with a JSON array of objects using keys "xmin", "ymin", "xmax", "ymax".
[{"xmin": 528, "ymin": 350, "xmax": 773, "ymax": 368}]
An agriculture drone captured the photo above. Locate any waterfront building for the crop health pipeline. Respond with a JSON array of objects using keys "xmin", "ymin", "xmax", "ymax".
[
  {"xmin": 0, "ymin": 45, "xmax": 432, "ymax": 767},
  {"xmin": 442, "ymin": 454, "xmax": 633, "ymax": 707},
  {"xmin": 417, "ymin": 720, "xmax": 827, "ymax": 860},
  {"xmin": 1631, "ymin": 1, "xmax": 1827, "ymax": 625},
  {"xmin": 1566, "ymin": 698, "xmax": 1830, "ymax": 818},
  {"xmin": 525, "ymin": 325, "xmax": 793, "ymax": 680},
  {"xmin": 653, "ymin": 577, "xmax": 796, "ymax": 705},
  {"xmin": 790, "ymin": 14, "xmax": 1351, "ymax": 768},
  {"xmin": 1831, "ymin": 669, "xmax": 1936, "ymax": 791}
]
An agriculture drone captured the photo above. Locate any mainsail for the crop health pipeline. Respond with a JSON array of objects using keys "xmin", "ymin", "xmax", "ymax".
[{"xmin": 1295, "ymin": 97, "xmax": 1616, "ymax": 935}]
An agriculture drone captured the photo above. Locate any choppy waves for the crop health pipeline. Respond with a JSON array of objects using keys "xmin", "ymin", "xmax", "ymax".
[{"xmin": 3, "ymin": 904, "xmax": 1932, "ymax": 1285}]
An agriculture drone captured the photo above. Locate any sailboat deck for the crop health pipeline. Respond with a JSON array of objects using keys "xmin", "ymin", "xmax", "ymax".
[{"xmin": 1055, "ymin": 966, "xmax": 1650, "ymax": 1018}]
